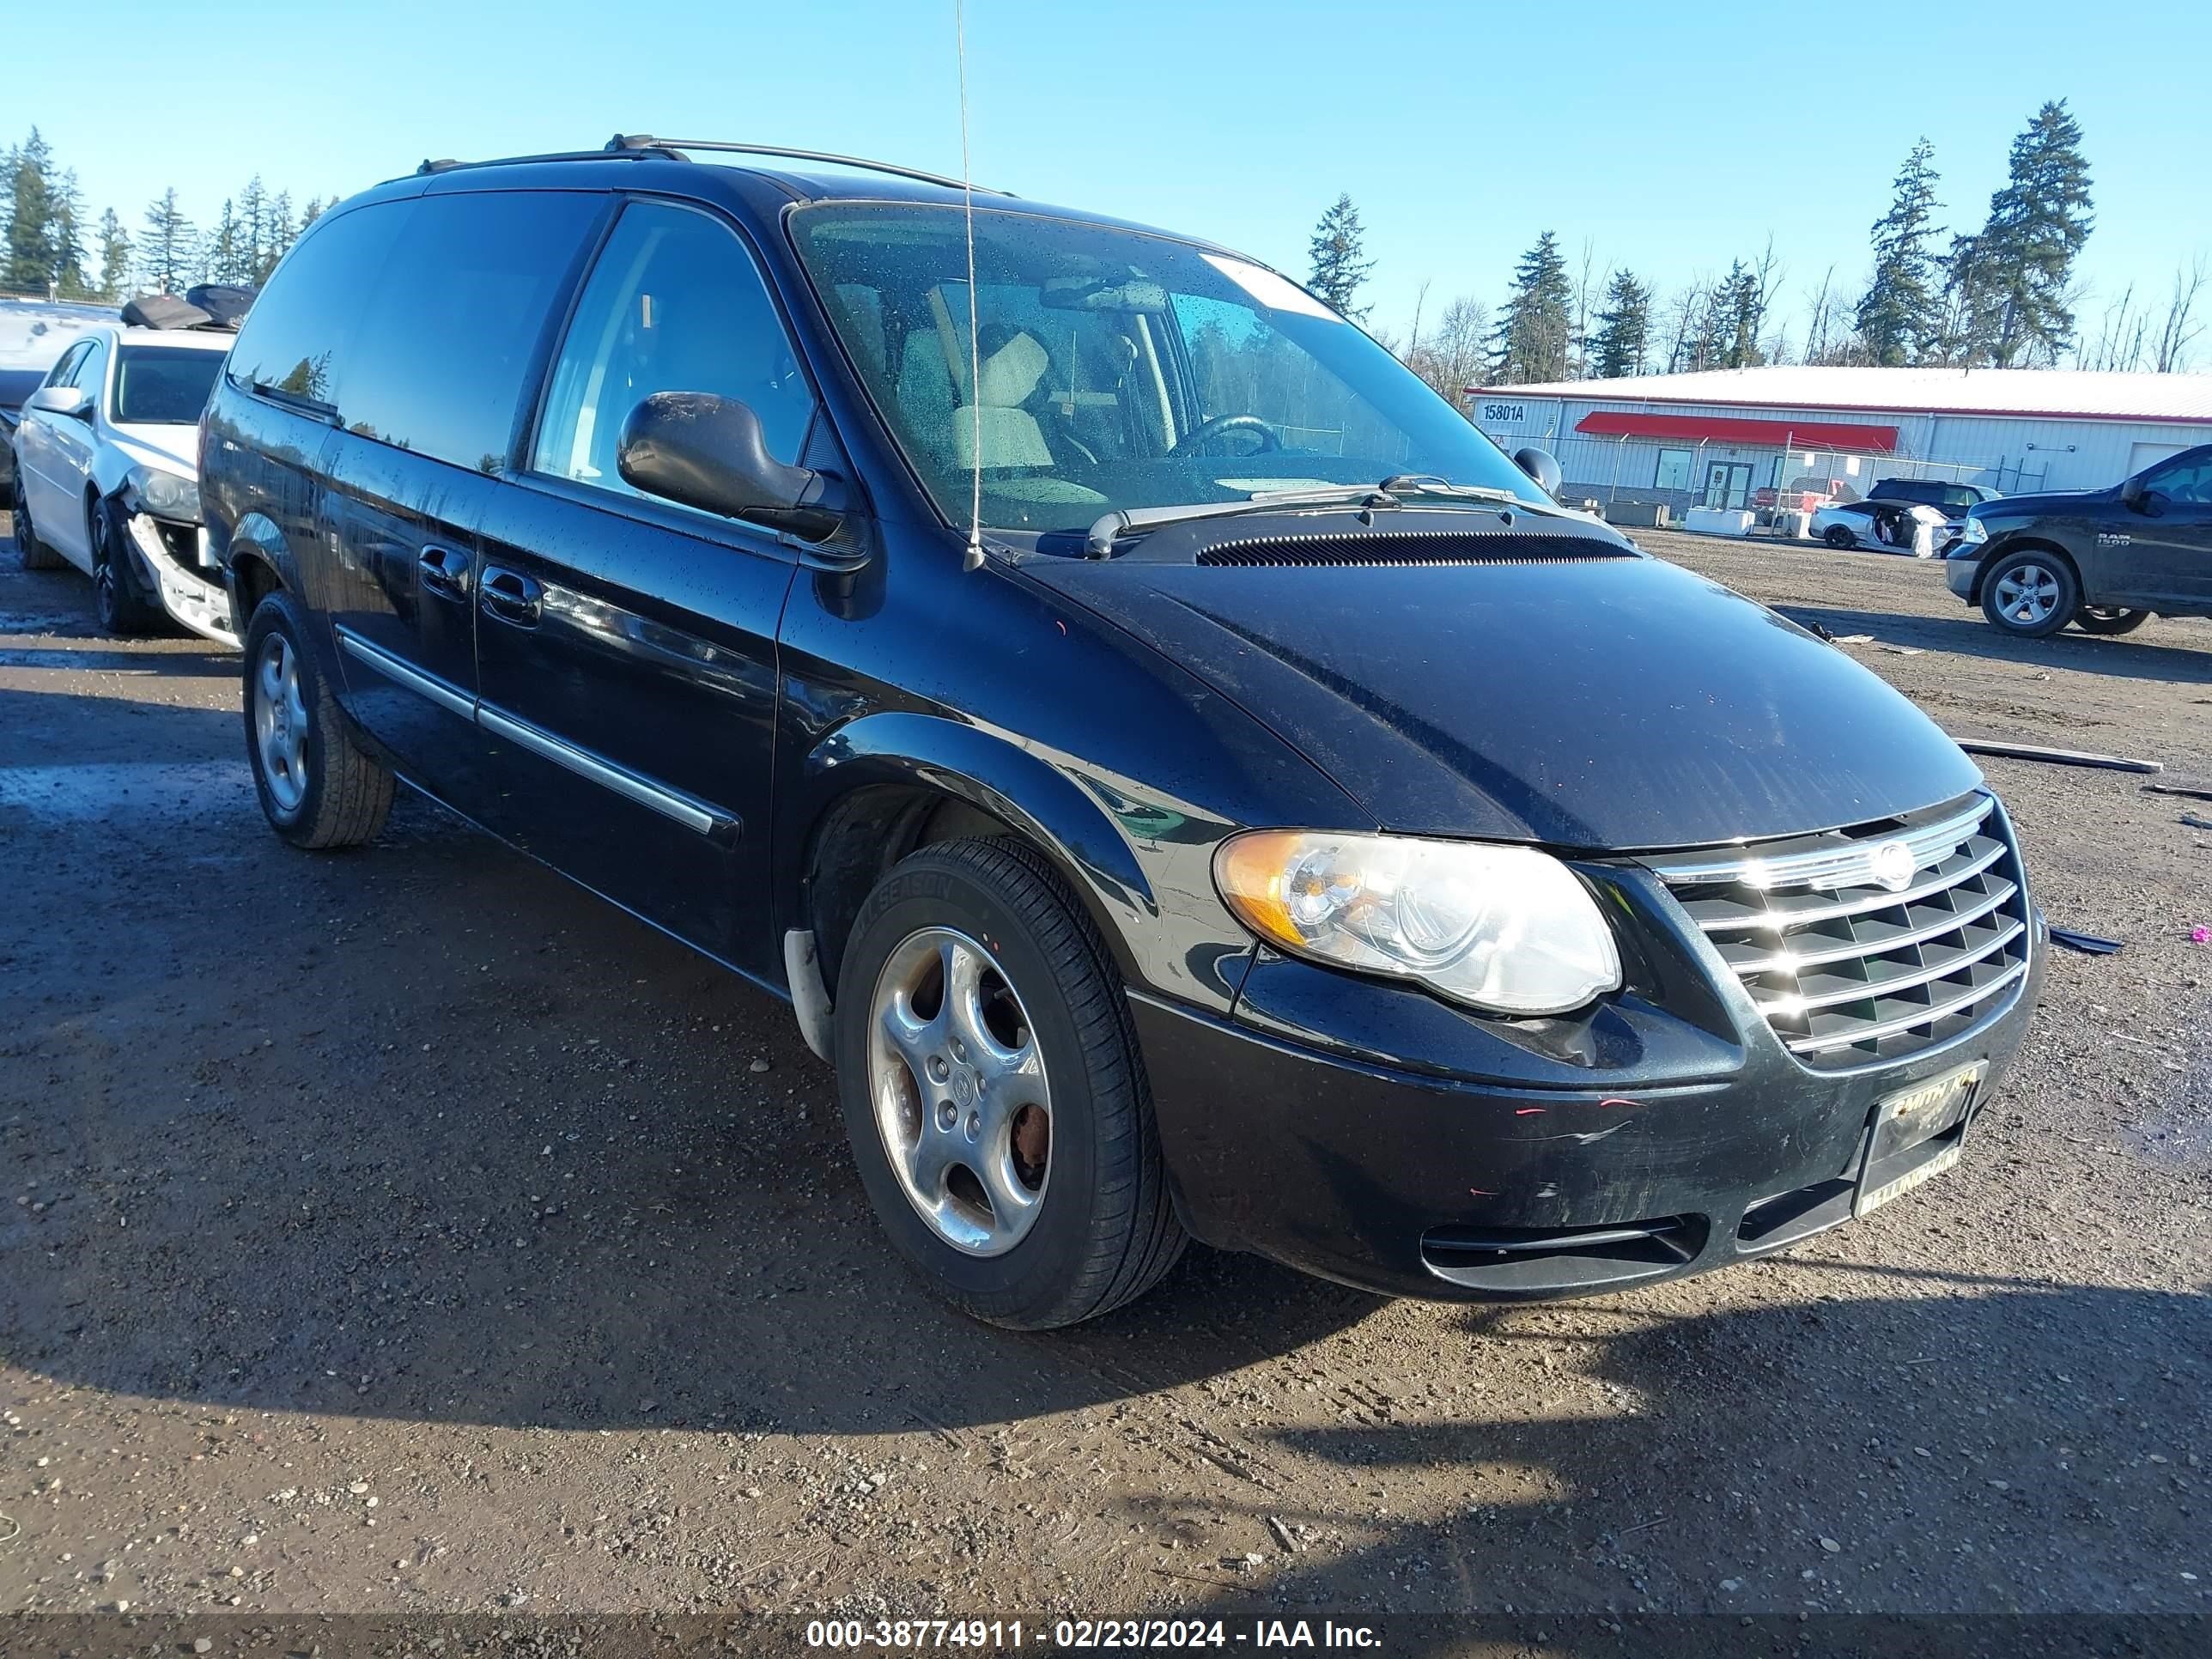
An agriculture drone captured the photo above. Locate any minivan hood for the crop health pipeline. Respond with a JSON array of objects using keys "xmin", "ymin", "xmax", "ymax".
[{"xmin": 1030, "ymin": 544, "xmax": 1983, "ymax": 851}]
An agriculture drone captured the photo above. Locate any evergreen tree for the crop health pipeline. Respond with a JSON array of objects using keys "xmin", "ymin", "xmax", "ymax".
[
  {"xmin": 1943, "ymin": 100, "xmax": 2094, "ymax": 365},
  {"xmin": 204, "ymin": 199, "xmax": 244, "ymax": 284},
  {"xmin": 299, "ymin": 197, "xmax": 325, "ymax": 230},
  {"xmin": 238, "ymin": 175, "xmax": 270, "ymax": 278},
  {"xmin": 1305, "ymin": 194, "xmax": 1374, "ymax": 317},
  {"xmin": 94, "ymin": 208, "xmax": 131, "ymax": 301},
  {"xmin": 1717, "ymin": 259, "xmax": 1768, "ymax": 368},
  {"xmin": 261, "ymin": 190, "xmax": 295, "ymax": 279},
  {"xmin": 139, "ymin": 188, "xmax": 195, "ymax": 295},
  {"xmin": 50, "ymin": 168, "xmax": 91, "ymax": 297},
  {"xmin": 1589, "ymin": 269, "xmax": 1652, "ymax": 378},
  {"xmin": 1855, "ymin": 137, "xmax": 1944, "ymax": 364},
  {"xmin": 3, "ymin": 128, "xmax": 60, "ymax": 292},
  {"xmin": 1488, "ymin": 231, "xmax": 1574, "ymax": 383}
]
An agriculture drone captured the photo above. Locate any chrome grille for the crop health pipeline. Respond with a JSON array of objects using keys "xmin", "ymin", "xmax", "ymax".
[{"xmin": 1647, "ymin": 794, "xmax": 2032, "ymax": 1070}]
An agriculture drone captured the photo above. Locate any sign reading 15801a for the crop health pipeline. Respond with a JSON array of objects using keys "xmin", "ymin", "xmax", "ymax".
[{"xmin": 1478, "ymin": 401, "xmax": 1528, "ymax": 426}]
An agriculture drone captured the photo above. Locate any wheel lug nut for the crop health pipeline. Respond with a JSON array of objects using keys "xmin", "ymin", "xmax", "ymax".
[
  {"xmin": 927, "ymin": 1056, "xmax": 949, "ymax": 1082},
  {"xmin": 936, "ymin": 1101, "xmax": 956, "ymax": 1130},
  {"xmin": 965, "ymin": 1110, "xmax": 980, "ymax": 1139}
]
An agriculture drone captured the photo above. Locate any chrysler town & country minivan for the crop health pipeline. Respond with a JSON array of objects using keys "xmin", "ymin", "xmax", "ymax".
[{"xmin": 200, "ymin": 137, "xmax": 2044, "ymax": 1328}]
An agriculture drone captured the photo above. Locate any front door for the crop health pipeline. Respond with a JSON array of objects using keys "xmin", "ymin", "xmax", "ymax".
[
  {"xmin": 2112, "ymin": 451, "xmax": 2212, "ymax": 609},
  {"xmin": 472, "ymin": 198, "xmax": 816, "ymax": 978},
  {"xmin": 1703, "ymin": 461, "xmax": 1752, "ymax": 510},
  {"xmin": 17, "ymin": 338, "xmax": 99, "ymax": 568}
]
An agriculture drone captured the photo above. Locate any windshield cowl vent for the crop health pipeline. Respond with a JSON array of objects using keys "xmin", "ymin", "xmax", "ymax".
[{"xmin": 1193, "ymin": 530, "xmax": 1636, "ymax": 568}]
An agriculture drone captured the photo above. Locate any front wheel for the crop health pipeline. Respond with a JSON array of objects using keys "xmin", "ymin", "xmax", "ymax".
[
  {"xmin": 833, "ymin": 837, "xmax": 1186, "ymax": 1328},
  {"xmin": 1822, "ymin": 524, "xmax": 1856, "ymax": 549},
  {"xmin": 242, "ymin": 588, "xmax": 395, "ymax": 849},
  {"xmin": 90, "ymin": 499, "xmax": 161, "ymax": 635},
  {"xmin": 2074, "ymin": 605, "xmax": 2150, "ymax": 636},
  {"xmin": 1980, "ymin": 550, "xmax": 2079, "ymax": 639}
]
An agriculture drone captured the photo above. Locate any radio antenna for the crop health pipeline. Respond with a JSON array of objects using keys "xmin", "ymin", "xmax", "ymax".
[{"xmin": 957, "ymin": 0, "xmax": 985, "ymax": 572}]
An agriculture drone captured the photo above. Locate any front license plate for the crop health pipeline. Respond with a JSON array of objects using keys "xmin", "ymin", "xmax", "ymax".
[
  {"xmin": 1856, "ymin": 1062, "xmax": 1984, "ymax": 1218},
  {"xmin": 1857, "ymin": 1139, "xmax": 1964, "ymax": 1216}
]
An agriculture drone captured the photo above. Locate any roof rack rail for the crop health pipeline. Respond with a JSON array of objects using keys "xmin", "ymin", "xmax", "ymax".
[
  {"xmin": 603, "ymin": 134, "xmax": 1012, "ymax": 196},
  {"xmin": 417, "ymin": 145, "xmax": 673, "ymax": 176}
]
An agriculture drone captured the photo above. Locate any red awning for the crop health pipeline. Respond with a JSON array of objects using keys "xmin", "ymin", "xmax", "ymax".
[{"xmin": 1574, "ymin": 411, "xmax": 1900, "ymax": 453}]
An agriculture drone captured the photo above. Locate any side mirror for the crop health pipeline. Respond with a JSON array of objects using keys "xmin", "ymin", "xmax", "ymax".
[
  {"xmin": 2120, "ymin": 474, "xmax": 2156, "ymax": 514},
  {"xmin": 617, "ymin": 392, "xmax": 848, "ymax": 544},
  {"xmin": 1513, "ymin": 446, "xmax": 1562, "ymax": 497},
  {"xmin": 27, "ymin": 385, "xmax": 90, "ymax": 420}
]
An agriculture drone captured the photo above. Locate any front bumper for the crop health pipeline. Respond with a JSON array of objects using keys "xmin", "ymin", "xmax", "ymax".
[
  {"xmin": 1944, "ymin": 550, "xmax": 1984, "ymax": 601},
  {"xmin": 1139, "ymin": 888, "xmax": 2045, "ymax": 1303},
  {"xmin": 123, "ymin": 511, "xmax": 239, "ymax": 647}
]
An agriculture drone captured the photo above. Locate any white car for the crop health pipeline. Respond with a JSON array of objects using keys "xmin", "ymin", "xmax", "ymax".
[
  {"xmin": 9, "ymin": 324, "xmax": 236, "ymax": 646},
  {"xmin": 1808, "ymin": 498, "xmax": 1950, "ymax": 557}
]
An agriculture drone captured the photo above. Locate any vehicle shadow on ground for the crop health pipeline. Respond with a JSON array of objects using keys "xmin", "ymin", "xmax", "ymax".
[
  {"xmin": 0, "ymin": 779, "xmax": 1384, "ymax": 1433},
  {"xmin": 1772, "ymin": 604, "xmax": 2212, "ymax": 685},
  {"xmin": 1137, "ymin": 1273, "xmax": 2211, "ymax": 1634}
]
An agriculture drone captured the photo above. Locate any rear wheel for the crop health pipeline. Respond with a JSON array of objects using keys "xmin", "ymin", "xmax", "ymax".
[
  {"xmin": 1822, "ymin": 524, "xmax": 1856, "ymax": 549},
  {"xmin": 242, "ymin": 588, "xmax": 394, "ymax": 849},
  {"xmin": 834, "ymin": 837, "xmax": 1185, "ymax": 1328},
  {"xmin": 1980, "ymin": 550, "xmax": 2078, "ymax": 639},
  {"xmin": 10, "ymin": 472, "xmax": 63, "ymax": 570},
  {"xmin": 2074, "ymin": 605, "xmax": 2150, "ymax": 636}
]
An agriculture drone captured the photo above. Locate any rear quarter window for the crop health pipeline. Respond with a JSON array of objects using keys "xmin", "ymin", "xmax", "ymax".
[{"xmin": 228, "ymin": 205, "xmax": 405, "ymax": 410}]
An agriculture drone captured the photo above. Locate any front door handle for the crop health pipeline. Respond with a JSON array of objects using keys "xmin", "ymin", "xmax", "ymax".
[
  {"xmin": 480, "ymin": 566, "xmax": 543, "ymax": 627},
  {"xmin": 418, "ymin": 544, "xmax": 471, "ymax": 600}
]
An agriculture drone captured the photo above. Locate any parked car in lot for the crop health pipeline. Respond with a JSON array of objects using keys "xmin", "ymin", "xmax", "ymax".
[
  {"xmin": 1945, "ymin": 443, "xmax": 2212, "ymax": 637},
  {"xmin": 202, "ymin": 137, "xmax": 2043, "ymax": 1328},
  {"xmin": 1809, "ymin": 497, "xmax": 1949, "ymax": 555},
  {"xmin": 9, "ymin": 323, "xmax": 236, "ymax": 644},
  {"xmin": 0, "ymin": 297, "xmax": 118, "ymax": 494}
]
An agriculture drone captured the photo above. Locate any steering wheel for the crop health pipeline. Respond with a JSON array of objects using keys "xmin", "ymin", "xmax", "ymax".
[{"xmin": 1169, "ymin": 414, "xmax": 1282, "ymax": 458}]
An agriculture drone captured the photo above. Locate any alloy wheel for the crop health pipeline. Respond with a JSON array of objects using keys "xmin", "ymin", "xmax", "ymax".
[
  {"xmin": 252, "ymin": 633, "xmax": 311, "ymax": 813},
  {"xmin": 866, "ymin": 925, "xmax": 1053, "ymax": 1256},
  {"xmin": 1991, "ymin": 562, "xmax": 2061, "ymax": 627}
]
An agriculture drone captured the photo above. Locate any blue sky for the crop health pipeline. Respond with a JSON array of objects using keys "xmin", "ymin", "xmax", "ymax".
[{"xmin": 13, "ymin": 0, "xmax": 2210, "ymax": 354}]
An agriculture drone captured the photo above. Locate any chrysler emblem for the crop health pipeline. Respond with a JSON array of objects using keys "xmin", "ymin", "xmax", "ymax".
[{"xmin": 1868, "ymin": 840, "xmax": 1917, "ymax": 892}]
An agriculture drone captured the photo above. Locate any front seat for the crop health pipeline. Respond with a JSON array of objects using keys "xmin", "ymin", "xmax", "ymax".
[{"xmin": 951, "ymin": 327, "xmax": 1055, "ymax": 470}]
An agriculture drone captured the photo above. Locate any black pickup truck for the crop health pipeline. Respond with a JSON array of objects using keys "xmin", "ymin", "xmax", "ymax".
[{"xmin": 1945, "ymin": 443, "xmax": 2212, "ymax": 637}]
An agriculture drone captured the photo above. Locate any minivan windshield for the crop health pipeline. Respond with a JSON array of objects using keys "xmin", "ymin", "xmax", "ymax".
[
  {"xmin": 114, "ymin": 346, "xmax": 225, "ymax": 425},
  {"xmin": 791, "ymin": 204, "xmax": 1542, "ymax": 535}
]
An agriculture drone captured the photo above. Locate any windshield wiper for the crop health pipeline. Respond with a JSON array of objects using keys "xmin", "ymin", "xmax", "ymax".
[
  {"xmin": 1081, "ymin": 477, "xmax": 1538, "ymax": 560},
  {"xmin": 1083, "ymin": 485, "xmax": 1397, "ymax": 559}
]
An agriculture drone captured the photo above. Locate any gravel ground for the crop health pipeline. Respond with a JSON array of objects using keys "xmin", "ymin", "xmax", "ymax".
[{"xmin": 2, "ymin": 518, "xmax": 2209, "ymax": 1626}]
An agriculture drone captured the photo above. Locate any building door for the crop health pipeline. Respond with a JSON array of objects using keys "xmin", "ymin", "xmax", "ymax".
[{"xmin": 1703, "ymin": 461, "xmax": 1753, "ymax": 509}]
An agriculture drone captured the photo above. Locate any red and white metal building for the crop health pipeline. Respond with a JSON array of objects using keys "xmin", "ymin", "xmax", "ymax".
[{"xmin": 1463, "ymin": 366, "xmax": 2212, "ymax": 510}]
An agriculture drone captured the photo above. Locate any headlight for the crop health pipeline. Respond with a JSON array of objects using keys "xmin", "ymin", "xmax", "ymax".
[
  {"xmin": 127, "ymin": 464, "xmax": 201, "ymax": 522},
  {"xmin": 1959, "ymin": 516, "xmax": 1988, "ymax": 544},
  {"xmin": 1214, "ymin": 830, "xmax": 1622, "ymax": 1015}
]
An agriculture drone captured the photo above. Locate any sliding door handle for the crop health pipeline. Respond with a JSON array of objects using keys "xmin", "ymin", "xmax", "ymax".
[{"xmin": 480, "ymin": 567, "xmax": 543, "ymax": 627}]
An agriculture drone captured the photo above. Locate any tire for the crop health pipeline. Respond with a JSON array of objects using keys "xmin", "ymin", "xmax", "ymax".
[
  {"xmin": 1979, "ymin": 549, "xmax": 2079, "ymax": 639},
  {"xmin": 10, "ymin": 471, "xmax": 63, "ymax": 570},
  {"xmin": 1822, "ymin": 524, "xmax": 1856, "ymax": 549},
  {"xmin": 833, "ymin": 836, "xmax": 1186, "ymax": 1329},
  {"xmin": 2074, "ymin": 605, "xmax": 2150, "ymax": 636},
  {"xmin": 242, "ymin": 587, "xmax": 394, "ymax": 849},
  {"xmin": 89, "ymin": 497, "xmax": 161, "ymax": 636}
]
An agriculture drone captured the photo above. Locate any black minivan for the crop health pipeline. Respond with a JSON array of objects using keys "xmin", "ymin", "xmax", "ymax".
[{"xmin": 202, "ymin": 137, "xmax": 2044, "ymax": 1328}]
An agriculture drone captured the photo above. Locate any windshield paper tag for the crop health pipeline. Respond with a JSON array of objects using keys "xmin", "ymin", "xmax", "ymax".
[{"xmin": 1202, "ymin": 255, "xmax": 1340, "ymax": 321}]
